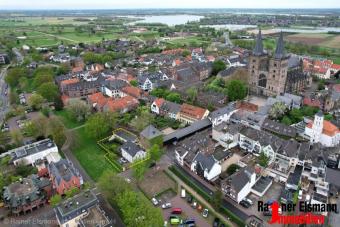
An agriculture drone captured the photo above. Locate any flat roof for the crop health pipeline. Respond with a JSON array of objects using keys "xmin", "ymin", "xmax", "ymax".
[{"xmin": 252, "ymin": 176, "xmax": 272, "ymax": 193}]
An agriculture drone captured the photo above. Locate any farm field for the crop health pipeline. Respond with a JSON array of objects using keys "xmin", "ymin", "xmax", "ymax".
[
  {"xmin": 0, "ymin": 17, "xmax": 95, "ymax": 27},
  {"xmin": 285, "ymin": 33, "xmax": 337, "ymax": 46}
]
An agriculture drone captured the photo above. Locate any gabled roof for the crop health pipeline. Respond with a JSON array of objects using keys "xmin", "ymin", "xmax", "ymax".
[
  {"xmin": 161, "ymin": 100, "xmax": 181, "ymax": 114},
  {"xmin": 229, "ymin": 167, "xmax": 254, "ymax": 192},
  {"xmin": 180, "ymin": 103, "xmax": 208, "ymax": 120},
  {"xmin": 140, "ymin": 125, "xmax": 162, "ymax": 140},
  {"xmin": 48, "ymin": 159, "xmax": 81, "ymax": 186},
  {"xmin": 193, "ymin": 152, "xmax": 216, "ymax": 173},
  {"xmin": 120, "ymin": 141, "xmax": 144, "ymax": 157},
  {"xmin": 210, "ymin": 102, "xmax": 237, "ymax": 119},
  {"xmin": 306, "ymin": 119, "xmax": 339, "ymax": 137}
]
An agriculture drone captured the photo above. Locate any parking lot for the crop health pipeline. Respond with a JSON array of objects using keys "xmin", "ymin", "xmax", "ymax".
[{"xmin": 162, "ymin": 195, "xmax": 213, "ymax": 227}]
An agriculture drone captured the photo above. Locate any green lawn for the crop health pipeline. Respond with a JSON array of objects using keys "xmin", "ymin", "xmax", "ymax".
[
  {"xmin": 73, "ymin": 127, "xmax": 117, "ymax": 181},
  {"xmin": 54, "ymin": 110, "xmax": 84, "ymax": 129}
]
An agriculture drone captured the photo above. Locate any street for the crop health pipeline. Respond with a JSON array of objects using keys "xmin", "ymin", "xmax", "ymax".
[{"xmin": 0, "ymin": 66, "xmax": 10, "ymax": 124}]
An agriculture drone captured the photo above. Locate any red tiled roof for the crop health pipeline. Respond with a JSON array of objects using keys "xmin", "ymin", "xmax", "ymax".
[
  {"xmin": 162, "ymin": 48, "xmax": 184, "ymax": 55},
  {"xmin": 180, "ymin": 103, "xmax": 207, "ymax": 120},
  {"xmin": 88, "ymin": 92, "xmax": 109, "ymax": 108},
  {"xmin": 122, "ymin": 86, "xmax": 143, "ymax": 98},
  {"xmin": 61, "ymin": 78, "xmax": 79, "ymax": 86},
  {"xmin": 331, "ymin": 64, "xmax": 340, "ymax": 71},
  {"xmin": 303, "ymin": 97, "xmax": 321, "ymax": 108},
  {"xmin": 72, "ymin": 66, "xmax": 83, "ymax": 74},
  {"xmin": 61, "ymin": 95, "xmax": 70, "ymax": 105},
  {"xmin": 236, "ymin": 101, "xmax": 258, "ymax": 112},
  {"xmin": 306, "ymin": 120, "xmax": 339, "ymax": 137},
  {"xmin": 105, "ymin": 95, "xmax": 139, "ymax": 112},
  {"xmin": 154, "ymin": 98, "xmax": 165, "ymax": 107}
]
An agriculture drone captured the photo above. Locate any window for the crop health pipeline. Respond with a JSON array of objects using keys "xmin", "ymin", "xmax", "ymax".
[
  {"xmin": 273, "ymin": 75, "xmax": 275, "ymax": 78},
  {"xmin": 258, "ymin": 74, "xmax": 267, "ymax": 88}
]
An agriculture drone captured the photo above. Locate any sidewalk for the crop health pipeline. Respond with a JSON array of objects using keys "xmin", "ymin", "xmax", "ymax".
[{"xmin": 165, "ymin": 169, "xmax": 237, "ymax": 227}]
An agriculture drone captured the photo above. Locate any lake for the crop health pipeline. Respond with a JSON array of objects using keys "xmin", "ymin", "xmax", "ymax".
[{"xmin": 126, "ymin": 15, "xmax": 204, "ymax": 26}]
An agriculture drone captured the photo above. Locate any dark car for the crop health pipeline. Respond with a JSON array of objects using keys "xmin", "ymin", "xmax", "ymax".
[
  {"xmin": 240, "ymin": 200, "xmax": 251, "ymax": 208},
  {"xmin": 183, "ymin": 218, "xmax": 195, "ymax": 225},
  {"xmin": 187, "ymin": 195, "xmax": 193, "ymax": 203},
  {"xmin": 213, "ymin": 218, "xmax": 220, "ymax": 227}
]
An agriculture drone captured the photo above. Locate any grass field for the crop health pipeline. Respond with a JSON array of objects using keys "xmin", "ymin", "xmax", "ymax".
[
  {"xmin": 0, "ymin": 17, "xmax": 95, "ymax": 27},
  {"xmin": 73, "ymin": 127, "xmax": 117, "ymax": 181},
  {"xmin": 54, "ymin": 110, "xmax": 84, "ymax": 129},
  {"xmin": 286, "ymin": 33, "xmax": 340, "ymax": 48}
]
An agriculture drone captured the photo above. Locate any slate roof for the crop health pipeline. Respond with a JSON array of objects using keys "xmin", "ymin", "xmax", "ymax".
[
  {"xmin": 253, "ymin": 29, "xmax": 264, "ymax": 56},
  {"xmin": 103, "ymin": 79, "xmax": 128, "ymax": 90},
  {"xmin": 262, "ymin": 119, "xmax": 297, "ymax": 138},
  {"xmin": 48, "ymin": 159, "xmax": 81, "ymax": 187},
  {"xmin": 210, "ymin": 102, "xmax": 236, "ymax": 120},
  {"xmin": 287, "ymin": 165, "xmax": 303, "ymax": 187},
  {"xmin": 3, "ymin": 174, "xmax": 50, "ymax": 209},
  {"xmin": 229, "ymin": 167, "xmax": 254, "ymax": 193},
  {"xmin": 161, "ymin": 100, "xmax": 181, "ymax": 114},
  {"xmin": 274, "ymin": 32, "xmax": 286, "ymax": 59},
  {"xmin": 325, "ymin": 168, "xmax": 340, "ymax": 189},
  {"xmin": 140, "ymin": 125, "xmax": 162, "ymax": 140},
  {"xmin": 193, "ymin": 152, "xmax": 216, "ymax": 172},
  {"xmin": 120, "ymin": 141, "xmax": 144, "ymax": 158}
]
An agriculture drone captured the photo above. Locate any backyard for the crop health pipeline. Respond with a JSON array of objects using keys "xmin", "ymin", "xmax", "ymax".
[
  {"xmin": 53, "ymin": 109, "xmax": 84, "ymax": 129},
  {"xmin": 72, "ymin": 127, "xmax": 117, "ymax": 181}
]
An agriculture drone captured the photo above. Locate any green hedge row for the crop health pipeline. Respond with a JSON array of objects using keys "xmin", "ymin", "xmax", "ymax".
[{"xmin": 169, "ymin": 165, "xmax": 245, "ymax": 227}]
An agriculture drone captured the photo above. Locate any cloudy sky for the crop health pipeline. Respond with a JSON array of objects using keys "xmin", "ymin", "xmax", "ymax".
[{"xmin": 0, "ymin": 0, "xmax": 339, "ymax": 9}]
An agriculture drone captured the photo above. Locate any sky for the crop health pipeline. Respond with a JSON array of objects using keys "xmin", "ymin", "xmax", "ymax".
[{"xmin": 0, "ymin": 0, "xmax": 339, "ymax": 10}]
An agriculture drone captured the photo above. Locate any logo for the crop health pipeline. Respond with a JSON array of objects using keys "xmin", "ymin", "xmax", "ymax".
[{"xmin": 258, "ymin": 201, "xmax": 337, "ymax": 225}]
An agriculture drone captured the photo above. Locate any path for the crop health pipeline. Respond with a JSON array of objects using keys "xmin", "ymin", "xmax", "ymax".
[{"xmin": 165, "ymin": 169, "xmax": 236, "ymax": 227}]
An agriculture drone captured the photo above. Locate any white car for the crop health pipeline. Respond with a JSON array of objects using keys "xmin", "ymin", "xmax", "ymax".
[
  {"xmin": 161, "ymin": 202, "xmax": 172, "ymax": 209},
  {"xmin": 151, "ymin": 197, "xmax": 159, "ymax": 206},
  {"xmin": 298, "ymin": 190, "xmax": 303, "ymax": 200},
  {"xmin": 244, "ymin": 198, "xmax": 253, "ymax": 205},
  {"xmin": 202, "ymin": 208, "xmax": 209, "ymax": 218}
]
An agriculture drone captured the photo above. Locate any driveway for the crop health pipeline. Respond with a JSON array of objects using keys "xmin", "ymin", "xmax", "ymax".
[{"xmin": 163, "ymin": 195, "xmax": 211, "ymax": 227}]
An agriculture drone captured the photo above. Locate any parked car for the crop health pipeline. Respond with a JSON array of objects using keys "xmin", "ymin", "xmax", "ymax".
[
  {"xmin": 183, "ymin": 218, "xmax": 195, "ymax": 225},
  {"xmin": 172, "ymin": 208, "xmax": 182, "ymax": 214},
  {"xmin": 244, "ymin": 198, "xmax": 253, "ymax": 205},
  {"xmin": 151, "ymin": 197, "xmax": 159, "ymax": 206},
  {"xmin": 202, "ymin": 208, "xmax": 209, "ymax": 218},
  {"xmin": 169, "ymin": 216, "xmax": 181, "ymax": 225},
  {"xmin": 240, "ymin": 200, "xmax": 251, "ymax": 208},
  {"xmin": 191, "ymin": 201, "xmax": 197, "ymax": 209},
  {"xmin": 306, "ymin": 194, "xmax": 311, "ymax": 201},
  {"xmin": 119, "ymin": 157, "xmax": 127, "ymax": 164},
  {"xmin": 298, "ymin": 190, "xmax": 303, "ymax": 200},
  {"xmin": 161, "ymin": 203, "xmax": 172, "ymax": 209},
  {"xmin": 187, "ymin": 195, "xmax": 193, "ymax": 203},
  {"xmin": 213, "ymin": 218, "xmax": 220, "ymax": 227},
  {"xmin": 181, "ymin": 188, "xmax": 186, "ymax": 198}
]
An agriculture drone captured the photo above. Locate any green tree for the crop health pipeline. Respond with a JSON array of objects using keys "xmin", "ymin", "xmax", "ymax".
[
  {"xmin": 182, "ymin": 49, "xmax": 191, "ymax": 57},
  {"xmin": 226, "ymin": 80, "xmax": 247, "ymax": 101},
  {"xmin": 23, "ymin": 116, "xmax": 48, "ymax": 138},
  {"xmin": 66, "ymin": 99, "xmax": 90, "ymax": 122},
  {"xmin": 50, "ymin": 194, "xmax": 62, "ymax": 207},
  {"xmin": 212, "ymin": 60, "xmax": 226, "ymax": 75},
  {"xmin": 281, "ymin": 116, "xmax": 292, "ymax": 125},
  {"xmin": 37, "ymin": 82, "xmax": 59, "ymax": 102},
  {"xmin": 48, "ymin": 116, "xmax": 66, "ymax": 147},
  {"xmin": 130, "ymin": 80, "xmax": 138, "ymax": 87},
  {"xmin": 211, "ymin": 190, "xmax": 223, "ymax": 210},
  {"xmin": 289, "ymin": 108, "xmax": 303, "ymax": 123},
  {"xmin": 186, "ymin": 87, "xmax": 198, "ymax": 103},
  {"xmin": 11, "ymin": 129, "xmax": 23, "ymax": 146},
  {"xmin": 259, "ymin": 152, "xmax": 270, "ymax": 168},
  {"xmin": 226, "ymin": 164, "xmax": 240, "ymax": 175},
  {"xmin": 85, "ymin": 112, "xmax": 117, "ymax": 139},
  {"xmin": 15, "ymin": 164, "xmax": 37, "ymax": 177},
  {"xmin": 5, "ymin": 67, "xmax": 27, "ymax": 88},
  {"xmin": 149, "ymin": 144, "xmax": 163, "ymax": 161},
  {"xmin": 166, "ymin": 92, "xmax": 181, "ymax": 103},
  {"xmin": 269, "ymin": 102, "xmax": 288, "ymax": 119},
  {"xmin": 324, "ymin": 114, "xmax": 334, "ymax": 121},
  {"xmin": 65, "ymin": 187, "xmax": 80, "ymax": 199},
  {"xmin": 28, "ymin": 93, "xmax": 45, "ymax": 110},
  {"xmin": 132, "ymin": 161, "xmax": 147, "ymax": 182},
  {"xmin": 130, "ymin": 107, "xmax": 153, "ymax": 132},
  {"xmin": 33, "ymin": 72, "xmax": 54, "ymax": 88}
]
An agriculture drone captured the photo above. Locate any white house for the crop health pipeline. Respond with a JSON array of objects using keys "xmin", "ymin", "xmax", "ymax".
[
  {"xmin": 120, "ymin": 141, "xmax": 146, "ymax": 163},
  {"xmin": 4, "ymin": 139, "xmax": 59, "ymax": 166},
  {"xmin": 190, "ymin": 152, "xmax": 222, "ymax": 181},
  {"xmin": 305, "ymin": 111, "xmax": 340, "ymax": 147},
  {"xmin": 221, "ymin": 167, "xmax": 256, "ymax": 203},
  {"xmin": 212, "ymin": 122, "xmax": 242, "ymax": 150},
  {"xmin": 101, "ymin": 79, "xmax": 127, "ymax": 98},
  {"xmin": 209, "ymin": 102, "xmax": 237, "ymax": 127}
]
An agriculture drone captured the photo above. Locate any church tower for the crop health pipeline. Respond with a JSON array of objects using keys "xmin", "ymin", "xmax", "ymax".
[
  {"xmin": 311, "ymin": 111, "xmax": 324, "ymax": 143},
  {"xmin": 248, "ymin": 30, "xmax": 289, "ymax": 96}
]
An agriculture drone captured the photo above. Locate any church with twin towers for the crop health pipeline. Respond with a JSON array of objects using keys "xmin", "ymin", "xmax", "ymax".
[{"xmin": 248, "ymin": 30, "xmax": 312, "ymax": 97}]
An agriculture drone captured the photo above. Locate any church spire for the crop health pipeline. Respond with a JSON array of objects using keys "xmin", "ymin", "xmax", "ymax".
[
  {"xmin": 274, "ymin": 31, "xmax": 285, "ymax": 59},
  {"xmin": 253, "ymin": 29, "xmax": 264, "ymax": 56}
]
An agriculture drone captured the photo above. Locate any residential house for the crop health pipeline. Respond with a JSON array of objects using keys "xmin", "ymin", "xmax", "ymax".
[
  {"xmin": 102, "ymin": 79, "xmax": 128, "ymax": 98},
  {"xmin": 138, "ymin": 71, "xmax": 169, "ymax": 91},
  {"xmin": 140, "ymin": 125, "xmax": 163, "ymax": 148},
  {"xmin": 227, "ymin": 55, "xmax": 246, "ymax": 67},
  {"xmin": 54, "ymin": 190, "xmax": 110, "ymax": 227},
  {"xmin": 122, "ymin": 86, "xmax": 145, "ymax": 99},
  {"xmin": 212, "ymin": 122, "xmax": 244, "ymax": 150},
  {"xmin": 151, "ymin": 98, "xmax": 181, "ymax": 120},
  {"xmin": 190, "ymin": 152, "xmax": 222, "ymax": 181},
  {"xmin": 103, "ymin": 95, "xmax": 139, "ymax": 113},
  {"xmin": 305, "ymin": 111, "xmax": 340, "ymax": 147},
  {"xmin": 178, "ymin": 103, "xmax": 209, "ymax": 124},
  {"xmin": 3, "ymin": 139, "xmax": 59, "ymax": 166},
  {"xmin": 48, "ymin": 159, "xmax": 83, "ymax": 195},
  {"xmin": 3, "ymin": 175, "xmax": 52, "ymax": 215},
  {"xmin": 120, "ymin": 141, "xmax": 147, "ymax": 163},
  {"xmin": 209, "ymin": 102, "xmax": 237, "ymax": 127},
  {"xmin": 286, "ymin": 165, "xmax": 303, "ymax": 191},
  {"xmin": 221, "ymin": 167, "xmax": 256, "ymax": 203}
]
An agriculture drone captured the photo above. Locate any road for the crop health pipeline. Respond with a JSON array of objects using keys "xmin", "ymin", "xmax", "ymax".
[
  {"xmin": 0, "ymin": 66, "xmax": 10, "ymax": 124},
  {"xmin": 61, "ymin": 130, "xmax": 125, "ymax": 227},
  {"xmin": 174, "ymin": 164, "xmax": 250, "ymax": 221}
]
